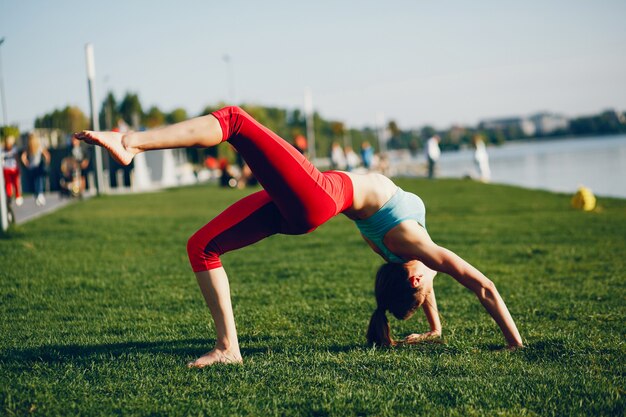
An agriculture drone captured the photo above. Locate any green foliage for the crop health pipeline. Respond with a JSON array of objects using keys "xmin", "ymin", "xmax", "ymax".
[
  {"xmin": 569, "ymin": 110, "xmax": 626, "ymax": 136},
  {"xmin": 0, "ymin": 180, "xmax": 625, "ymax": 415},
  {"xmin": 118, "ymin": 92, "xmax": 143, "ymax": 128},
  {"xmin": 143, "ymin": 106, "xmax": 165, "ymax": 128},
  {"xmin": 98, "ymin": 92, "xmax": 120, "ymax": 130},
  {"xmin": 0, "ymin": 125, "xmax": 19, "ymax": 140},
  {"xmin": 166, "ymin": 108, "xmax": 188, "ymax": 124},
  {"xmin": 34, "ymin": 106, "xmax": 89, "ymax": 134}
]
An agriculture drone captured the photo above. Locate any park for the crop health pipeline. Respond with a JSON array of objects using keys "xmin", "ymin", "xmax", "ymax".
[{"xmin": 1, "ymin": 178, "xmax": 624, "ymax": 415}]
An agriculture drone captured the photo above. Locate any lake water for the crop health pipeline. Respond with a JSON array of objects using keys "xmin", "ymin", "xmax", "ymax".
[{"xmin": 432, "ymin": 134, "xmax": 626, "ymax": 199}]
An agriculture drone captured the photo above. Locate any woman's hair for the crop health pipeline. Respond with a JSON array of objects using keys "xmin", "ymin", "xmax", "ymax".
[
  {"xmin": 366, "ymin": 263, "xmax": 425, "ymax": 347},
  {"xmin": 27, "ymin": 133, "xmax": 41, "ymax": 155}
]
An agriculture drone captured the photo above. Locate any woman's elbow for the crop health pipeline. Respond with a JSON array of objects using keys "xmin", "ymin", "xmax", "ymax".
[{"xmin": 476, "ymin": 279, "xmax": 497, "ymax": 301}]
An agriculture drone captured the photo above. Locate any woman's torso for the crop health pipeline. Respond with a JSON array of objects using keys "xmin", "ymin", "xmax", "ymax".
[
  {"xmin": 341, "ymin": 172, "xmax": 425, "ymax": 263},
  {"xmin": 2, "ymin": 147, "xmax": 20, "ymax": 170},
  {"xmin": 27, "ymin": 149, "xmax": 43, "ymax": 169},
  {"xmin": 341, "ymin": 172, "xmax": 397, "ymax": 220}
]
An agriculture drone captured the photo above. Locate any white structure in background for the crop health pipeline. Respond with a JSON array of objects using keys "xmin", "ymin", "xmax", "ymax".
[
  {"xmin": 160, "ymin": 149, "xmax": 177, "ymax": 187},
  {"xmin": 479, "ymin": 117, "xmax": 537, "ymax": 137},
  {"xmin": 529, "ymin": 112, "xmax": 569, "ymax": 135},
  {"xmin": 132, "ymin": 152, "xmax": 152, "ymax": 191},
  {"xmin": 140, "ymin": 148, "xmax": 196, "ymax": 189},
  {"xmin": 479, "ymin": 112, "xmax": 570, "ymax": 138}
]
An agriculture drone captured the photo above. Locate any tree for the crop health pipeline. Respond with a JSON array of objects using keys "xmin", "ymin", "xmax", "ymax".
[
  {"xmin": 99, "ymin": 91, "xmax": 120, "ymax": 130},
  {"xmin": 387, "ymin": 120, "xmax": 403, "ymax": 149},
  {"xmin": 421, "ymin": 126, "xmax": 436, "ymax": 139},
  {"xmin": 118, "ymin": 92, "xmax": 143, "ymax": 128},
  {"xmin": 1, "ymin": 125, "xmax": 19, "ymax": 141},
  {"xmin": 35, "ymin": 106, "xmax": 89, "ymax": 134},
  {"xmin": 144, "ymin": 106, "xmax": 165, "ymax": 128},
  {"xmin": 166, "ymin": 108, "xmax": 188, "ymax": 124}
]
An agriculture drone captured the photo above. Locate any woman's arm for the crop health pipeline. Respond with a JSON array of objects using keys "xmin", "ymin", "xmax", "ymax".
[
  {"xmin": 403, "ymin": 288, "xmax": 442, "ymax": 344},
  {"xmin": 20, "ymin": 151, "xmax": 29, "ymax": 167},
  {"xmin": 387, "ymin": 223, "xmax": 523, "ymax": 347}
]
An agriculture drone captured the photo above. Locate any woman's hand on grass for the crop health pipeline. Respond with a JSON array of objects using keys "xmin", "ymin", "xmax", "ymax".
[{"xmin": 401, "ymin": 330, "xmax": 441, "ymax": 344}]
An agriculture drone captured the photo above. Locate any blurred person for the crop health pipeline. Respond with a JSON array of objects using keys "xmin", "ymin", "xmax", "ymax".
[
  {"xmin": 294, "ymin": 134, "xmax": 308, "ymax": 155},
  {"xmin": 360, "ymin": 141, "xmax": 374, "ymax": 170},
  {"xmin": 473, "ymin": 134, "xmax": 491, "ymax": 183},
  {"xmin": 2, "ymin": 136, "xmax": 23, "ymax": 206},
  {"xmin": 426, "ymin": 135, "xmax": 440, "ymax": 179},
  {"xmin": 21, "ymin": 133, "xmax": 50, "ymax": 206},
  {"xmin": 59, "ymin": 156, "xmax": 83, "ymax": 198},
  {"xmin": 218, "ymin": 157, "xmax": 237, "ymax": 188},
  {"xmin": 344, "ymin": 146, "xmax": 360, "ymax": 172},
  {"xmin": 71, "ymin": 136, "xmax": 90, "ymax": 191},
  {"xmin": 329, "ymin": 141, "xmax": 346, "ymax": 170},
  {"xmin": 75, "ymin": 106, "xmax": 523, "ymax": 367}
]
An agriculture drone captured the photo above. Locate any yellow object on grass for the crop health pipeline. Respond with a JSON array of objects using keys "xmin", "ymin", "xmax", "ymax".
[{"xmin": 571, "ymin": 186, "xmax": 596, "ymax": 211}]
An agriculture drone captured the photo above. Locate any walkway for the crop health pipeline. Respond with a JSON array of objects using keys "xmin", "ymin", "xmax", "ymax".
[{"xmin": 12, "ymin": 193, "xmax": 79, "ymax": 225}]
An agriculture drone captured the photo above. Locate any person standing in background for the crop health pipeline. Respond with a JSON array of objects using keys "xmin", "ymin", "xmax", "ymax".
[
  {"xmin": 329, "ymin": 141, "xmax": 347, "ymax": 170},
  {"xmin": 21, "ymin": 133, "xmax": 50, "ymax": 206},
  {"xmin": 293, "ymin": 134, "xmax": 308, "ymax": 155},
  {"xmin": 360, "ymin": 141, "xmax": 374, "ymax": 171},
  {"xmin": 2, "ymin": 136, "xmax": 23, "ymax": 206},
  {"xmin": 426, "ymin": 135, "xmax": 440, "ymax": 179},
  {"xmin": 473, "ymin": 134, "xmax": 491, "ymax": 183},
  {"xmin": 344, "ymin": 146, "xmax": 360, "ymax": 172}
]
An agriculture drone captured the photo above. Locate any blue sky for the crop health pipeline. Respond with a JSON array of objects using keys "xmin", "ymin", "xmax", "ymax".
[{"xmin": 1, "ymin": 0, "xmax": 625, "ymax": 131}]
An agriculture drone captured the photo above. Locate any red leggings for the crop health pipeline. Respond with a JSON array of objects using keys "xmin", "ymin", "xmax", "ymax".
[
  {"xmin": 187, "ymin": 106, "xmax": 354, "ymax": 272},
  {"xmin": 3, "ymin": 168, "xmax": 21, "ymax": 199}
]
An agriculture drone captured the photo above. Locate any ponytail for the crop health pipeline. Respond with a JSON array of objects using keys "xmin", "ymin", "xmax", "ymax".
[
  {"xmin": 366, "ymin": 262, "xmax": 423, "ymax": 347},
  {"xmin": 366, "ymin": 308, "xmax": 395, "ymax": 347}
]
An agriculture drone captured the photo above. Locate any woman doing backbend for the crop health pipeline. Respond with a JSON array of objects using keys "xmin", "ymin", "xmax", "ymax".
[{"xmin": 74, "ymin": 106, "xmax": 523, "ymax": 368}]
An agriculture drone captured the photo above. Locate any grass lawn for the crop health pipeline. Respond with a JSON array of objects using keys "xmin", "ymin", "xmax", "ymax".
[{"xmin": 1, "ymin": 178, "xmax": 624, "ymax": 416}]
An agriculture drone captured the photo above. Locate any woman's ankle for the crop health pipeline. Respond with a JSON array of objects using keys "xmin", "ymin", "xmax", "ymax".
[
  {"xmin": 215, "ymin": 340, "xmax": 240, "ymax": 355},
  {"xmin": 122, "ymin": 132, "xmax": 142, "ymax": 156}
]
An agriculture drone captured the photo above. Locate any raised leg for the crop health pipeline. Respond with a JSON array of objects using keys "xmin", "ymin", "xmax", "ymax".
[{"xmin": 74, "ymin": 114, "xmax": 223, "ymax": 166}]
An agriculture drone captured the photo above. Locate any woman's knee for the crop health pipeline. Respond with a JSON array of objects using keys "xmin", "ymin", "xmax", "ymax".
[{"xmin": 187, "ymin": 230, "xmax": 222, "ymax": 272}]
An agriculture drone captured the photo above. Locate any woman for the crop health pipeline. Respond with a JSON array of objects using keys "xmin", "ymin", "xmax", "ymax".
[
  {"xmin": 75, "ymin": 106, "xmax": 523, "ymax": 368},
  {"xmin": 21, "ymin": 133, "xmax": 51, "ymax": 206}
]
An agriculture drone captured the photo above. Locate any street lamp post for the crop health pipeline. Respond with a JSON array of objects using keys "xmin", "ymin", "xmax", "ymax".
[
  {"xmin": 85, "ymin": 43, "xmax": 106, "ymax": 195},
  {"xmin": 0, "ymin": 37, "xmax": 8, "ymax": 126},
  {"xmin": 304, "ymin": 88, "xmax": 316, "ymax": 161},
  {"xmin": 0, "ymin": 37, "xmax": 7, "ymax": 231}
]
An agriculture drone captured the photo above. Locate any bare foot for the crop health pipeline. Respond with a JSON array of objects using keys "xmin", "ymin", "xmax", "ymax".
[
  {"xmin": 74, "ymin": 130, "xmax": 137, "ymax": 166},
  {"xmin": 187, "ymin": 348, "xmax": 243, "ymax": 368}
]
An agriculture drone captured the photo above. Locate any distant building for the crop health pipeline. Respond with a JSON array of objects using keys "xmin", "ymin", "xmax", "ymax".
[
  {"xmin": 529, "ymin": 112, "xmax": 569, "ymax": 135},
  {"xmin": 479, "ymin": 117, "xmax": 536, "ymax": 137}
]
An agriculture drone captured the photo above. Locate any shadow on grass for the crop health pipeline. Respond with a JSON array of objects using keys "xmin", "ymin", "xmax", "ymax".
[
  {"xmin": 0, "ymin": 337, "xmax": 366, "ymax": 366},
  {"xmin": 3, "ymin": 336, "xmax": 556, "ymax": 366}
]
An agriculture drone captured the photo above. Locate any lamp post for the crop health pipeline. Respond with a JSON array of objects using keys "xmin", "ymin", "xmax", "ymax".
[
  {"xmin": 85, "ymin": 43, "xmax": 105, "ymax": 194},
  {"xmin": 304, "ymin": 88, "xmax": 316, "ymax": 161},
  {"xmin": 0, "ymin": 37, "xmax": 7, "ymax": 231},
  {"xmin": 0, "ymin": 37, "xmax": 8, "ymax": 126}
]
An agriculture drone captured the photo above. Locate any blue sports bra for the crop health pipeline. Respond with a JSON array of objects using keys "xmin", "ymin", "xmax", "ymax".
[{"xmin": 354, "ymin": 188, "xmax": 426, "ymax": 263}]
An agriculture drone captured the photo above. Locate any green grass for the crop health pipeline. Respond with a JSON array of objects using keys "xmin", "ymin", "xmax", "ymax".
[{"xmin": 1, "ymin": 178, "xmax": 624, "ymax": 416}]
